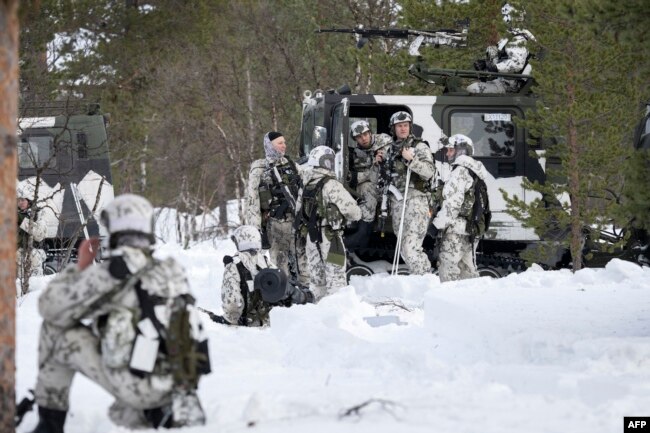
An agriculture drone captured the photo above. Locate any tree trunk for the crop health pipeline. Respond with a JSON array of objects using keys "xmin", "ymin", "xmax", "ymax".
[
  {"xmin": 566, "ymin": 81, "xmax": 583, "ymax": 271},
  {"xmin": 0, "ymin": 1, "xmax": 19, "ymax": 431}
]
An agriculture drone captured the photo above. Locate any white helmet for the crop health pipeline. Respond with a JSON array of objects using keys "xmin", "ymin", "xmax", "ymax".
[
  {"xmin": 350, "ymin": 120, "xmax": 371, "ymax": 139},
  {"xmin": 16, "ymin": 183, "xmax": 36, "ymax": 202},
  {"xmin": 501, "ymin": 2, "xmax": 525, "ymax": 24},
  {"xmin": 389, "ymin": 111, "xmax": 412, "ymax": 126},
  {"xmin": 445, "ymin": 134, "xmax": 474, "ymax": 161},
  {"xmin": 307, "ymin": 145, "xmax": 335, "ymax": 170},
  {"xmin": 100, "ymin": 194, "xmax": 154, "ymax": 238},
  {"xmin": 231, "ymin": 225, "xmax": 262, "ymax": 251}
]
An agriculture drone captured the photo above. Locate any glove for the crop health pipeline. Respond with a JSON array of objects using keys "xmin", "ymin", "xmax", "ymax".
[
  {"xmin": 288, "ymin": 285, "xmax": 314, "ymax": 305},
  {"xmin": 473, "ymin": 59, "xmax": 487, "ymax": 71},
  {"xmin": 485, "ymin": 60, "xmax": 498, "ymax": 73}
]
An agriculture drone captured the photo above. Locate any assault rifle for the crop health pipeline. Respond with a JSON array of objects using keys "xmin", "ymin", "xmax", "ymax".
[
  {"xmin": 377, "ymin": 143, "xmax": 404, "ymax": 237},
  {"xmin": 267, "ymin": 164, "xmax": 298, "ymax": 216},
  {"xmin": 317, "ymin": 19, "xmax": 469, "ymax": 56}
]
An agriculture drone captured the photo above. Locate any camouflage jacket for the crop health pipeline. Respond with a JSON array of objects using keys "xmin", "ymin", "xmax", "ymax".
[
  {"xmin": 245, "ymin": 157, "xmax": 303, "ymax": 229},
  {"xmin": 300, "ymin": 167, "xmax": 362, "ymax": 229},
  {"xmin": 40, "ymin": 247, "xmax": 190, "ymax": 327},
  {"xmin": 349, "ymin": 133, "xmax": 392, "ymax": 185},
  {"xmin": 221, "ymin": 251, "xmax": 274, "ymax": 327},
  {"xmin": 385, "ymin": 135, "xmax": 435, "ymax": 199},
  {"xmin": 432, "ymin": 155, "xmax": 489, "ymax": 235}
]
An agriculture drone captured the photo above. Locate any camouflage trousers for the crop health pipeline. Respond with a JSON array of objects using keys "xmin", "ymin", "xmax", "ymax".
[
  {"xmin": 390, "ymin": 194, "xmax": 432, "ymax": 275},
  {"xmin": 305, "ymin": 230, "xmax": 347, "ymax": 301},
  {"xmin": 267, "ymin": 218, "xmax": 309, "ymax": 286},
  {"xmin": 16, "ymin": 247, "xmax": 45, "ymax": 278},
  {"xmin": 438, "ymin": 232, "xmax": 479, "ymax": 282},
  {"xmin": 357, "ymin": 180, "xmax": 379, "ymax": 223},
  {"xmin": 34, "ymin": 321, "xmax": 174, "ymax": 421}
]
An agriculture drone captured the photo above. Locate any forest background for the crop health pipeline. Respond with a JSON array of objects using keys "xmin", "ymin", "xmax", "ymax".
[{"xmin": 18, "ymin": 0, "xmax": 650, "ymax": 266}]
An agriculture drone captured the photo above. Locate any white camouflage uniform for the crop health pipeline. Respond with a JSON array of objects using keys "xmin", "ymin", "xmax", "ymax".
[
  {"xmin": 433, "ymin": 155, "xmax": 489, "ymax": 282},
  {"xmin": 386, "ymin": 135, "xmax": 435, "ymax": 275},
  {"xmin": 467, "ymin": 28, "xmax": 535, "ymax": 94},
  {"xmin": 34, "ymin": 246, "xmax": 204, "ymax": 428},
  {"xmin": 245, "ymin": 157, "xmax": 309, "ymax": 286},
  {"xmin": 349, "ymin": 133, "xmax": 392, "ymax": 222},
  {"xmin": 17, "ymin": 207, "xmax": 47, "ymax": 278},
  {"xmin": 221, "ymin": 251, "xmax": 274, "ymax": 326},
  {"xmin": 300, "ymin": 167, "xmax": 361, "ymax": 301}
]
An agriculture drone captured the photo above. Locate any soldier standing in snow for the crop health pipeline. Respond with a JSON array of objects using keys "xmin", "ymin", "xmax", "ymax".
[
  {"xmin": 297, "ymin": 146, "xmax": 361, "ymax": 301},
  {"xmin": 467, "ymin": 2, "xmax": 536, "ymax": 94},
  {"xmin": 344, "ymin": 120, "xmax": 392, "ymax": 249},
  {"xmin": 432, "ymin": 134, "xmax": 489, "ymax": 282},
  {"xmin": 375, "ymin": 111, "xmax": 436, "ymax": 275},
  {"xmin": 17, "ymin": 185, "xmax": 47, "ymax": 278},
  {"xmin": 220, "ymin": 225, "xmax": 314, "ymax": 326},
  {"xmin": 30, "ymin": 194, "xmax": 209, "ymax": 432},
  {"xmin": 245, "ymin": 131, "xmax": 309, "ymax": 287}
]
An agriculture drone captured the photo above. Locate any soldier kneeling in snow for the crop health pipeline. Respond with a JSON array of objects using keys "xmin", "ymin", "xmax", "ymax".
[
  {"xmin": 219, "ymin": 225, "xmax": 315, "ymax": 327},
  {"xmin": 30, "ymin": 194, "xmax": 210, "ymax": 432}
]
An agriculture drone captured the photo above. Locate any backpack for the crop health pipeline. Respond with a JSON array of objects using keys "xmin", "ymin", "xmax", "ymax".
[
  {"xmin": 223, "ymin": 255, "xmax": 273, "ymax": 327},
  {"xmin": 458, "ymin": 167, "xmax": 491, "ymax": 240},
  {"xmin": 295, "ymin": 176, "xmax": 332, "ymax": 244},
  {"xmin": 101, "ymin": 256, "xmax": 211, "ymax": 390}
]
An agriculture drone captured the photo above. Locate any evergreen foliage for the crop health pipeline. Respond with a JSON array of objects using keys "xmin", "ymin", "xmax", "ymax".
[{"xmin": 17, "ymin": 0, "xmax": 649, "ymax": 256}]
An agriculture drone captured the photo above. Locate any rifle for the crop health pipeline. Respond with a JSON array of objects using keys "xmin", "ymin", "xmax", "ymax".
[
  {"xmin": 317, "ymin": 20, "xmax": 469, "ymax": 55},
  {"xmin": 377, "ymin": 143, "xmax": 404, "ymax": 237},
  {"xmin": 268, "ymin": 164, "xmax": 298, "ymax": 215},
  {"xmin": 197, "ymin": 307, "xmax": 233, "ymax": 326}
]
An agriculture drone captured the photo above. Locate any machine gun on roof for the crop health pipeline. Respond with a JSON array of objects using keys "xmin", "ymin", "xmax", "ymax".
[{"xmin": 316, "ymin": 19, "xmax": 470, "ymax": 56}]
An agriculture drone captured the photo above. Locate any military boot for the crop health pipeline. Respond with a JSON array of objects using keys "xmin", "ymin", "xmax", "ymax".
[{"xmin": 31, "ymin": 406, "xmax": 67, "ymax": 433}]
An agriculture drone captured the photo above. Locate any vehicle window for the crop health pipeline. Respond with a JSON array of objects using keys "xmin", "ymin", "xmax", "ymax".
[
  {"xmin": 450, "ymin": 111, "xmax": 516, "ymax": 158},
  {"xmin": 332, "ymin": 104, "xmax": 344, "ymax": 151},
  {"xmin": 18, "ymin": 135, "xmax": 56, "ymax": 169},
  {"xmin": 301, "ymin": 109, "xmax": 315, "ymax": 155}
]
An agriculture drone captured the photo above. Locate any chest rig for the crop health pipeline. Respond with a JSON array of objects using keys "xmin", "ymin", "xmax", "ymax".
[{"xmin": 258, "ymin": 157, "xmax": 301, "ymax": 219}]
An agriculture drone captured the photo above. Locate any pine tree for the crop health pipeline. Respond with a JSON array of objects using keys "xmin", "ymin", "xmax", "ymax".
[{"xmin": 502, "ymin": 0, "xmax": 639, "ymax": 271}]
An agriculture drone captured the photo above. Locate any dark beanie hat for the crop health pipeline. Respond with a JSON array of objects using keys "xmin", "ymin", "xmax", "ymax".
[{"xmin": 267, "ymin": 131, "xmax": 283, "ymax": 142}]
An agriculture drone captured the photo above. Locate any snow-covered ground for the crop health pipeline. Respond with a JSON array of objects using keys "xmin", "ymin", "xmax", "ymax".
[{"xmin": 15, "ymin": 211, "xmax": 650, "ymax": 433}]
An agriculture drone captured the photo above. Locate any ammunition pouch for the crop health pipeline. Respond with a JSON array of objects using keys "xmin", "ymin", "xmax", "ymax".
[
  {"xmin": 411, "ymin": 176, "xmax": 430, "ymax": 193},
  {"xmin": 325, "ymin": 230, "xmax": 346, "ymax": 267},
  {"xmin": 259, "ymin": 188, "xmax": 272, "ymax": 212},
  {"xmin": 459, "ymin": 188, "xmax": 474, "ymax": 218}
]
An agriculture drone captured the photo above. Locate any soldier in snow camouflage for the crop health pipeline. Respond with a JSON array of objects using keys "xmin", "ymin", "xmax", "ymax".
[
  {"xmin": 467, "ymin": 2, "xmax": 536, "ymax": 94},
  {"xmin": 16, "ymin": 184, "xmax": 47, "ymax": 278},
  {"xmin": 345, "ymin": 120, "xmax": 392, "ymax": 249},
  {"xmin": 245, "ymin": 131, "xmax": 309, "ymax": 286},
  {"xmin": 31, "ymin": 194, "xmax": 207, "ymax": 432},
  {"xmin": 221, "ymin": 225, "xmax": 276, "ymax": 326},
  {"xmin": 221, "ymin": 225, "xmax": 315, "ymax": 326},
  {"xmin": 376, "ymin": 111, "xmax": 436, "ymax": 275},
  {"xmin": 433, "ymin": 134, "xmax": 489, "ymax": 282},
  {"xmin": 299, "ymin": 146, "xmax": 361, "ymax": 301}
]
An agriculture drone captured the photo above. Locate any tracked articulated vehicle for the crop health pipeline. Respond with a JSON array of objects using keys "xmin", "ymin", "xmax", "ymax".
[
  {"xmin": 299, "ymin": 67, "xmax": 550, "ymax": 279},
  {"xmin": 299, "ymin": 24, "xmax": 566, "ymax": 279},
  {"xmin": 18, "ymin": 102, "xmax": 115, "ymax": 273}
]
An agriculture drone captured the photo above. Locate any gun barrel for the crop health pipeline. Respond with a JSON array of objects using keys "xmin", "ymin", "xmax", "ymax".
[{"xmin": 316, "ymin": 28, "xmax": 465, "ymax": 39}]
